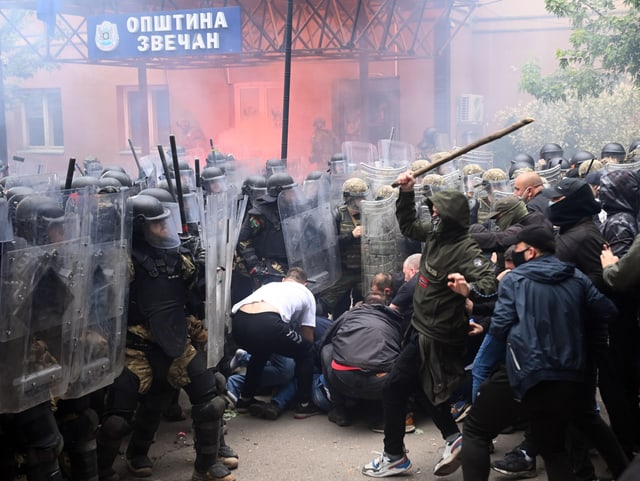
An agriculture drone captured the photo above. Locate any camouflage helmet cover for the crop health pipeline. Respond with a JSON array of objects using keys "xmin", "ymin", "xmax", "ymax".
[
  {"xmin": 342, "ymin": 177, "xmax": 369, "ymax": 198},
  {"xmin": 482, "ymin": 168, "xmax": 508, "ymax": 182}
]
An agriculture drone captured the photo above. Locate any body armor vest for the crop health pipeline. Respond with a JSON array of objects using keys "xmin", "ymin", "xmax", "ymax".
[
  {"xmin": 128, "ymin": 243, "xmax": 189, "ymax": 358},
  {"xmin": 338, "ymin": 205, "xmax": 361, "ymax": 271}
]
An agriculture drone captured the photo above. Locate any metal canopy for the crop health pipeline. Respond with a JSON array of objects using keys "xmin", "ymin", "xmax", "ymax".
[{"xmin": 0, "ymin": 0, "xmax": 477, "ymax": 69}]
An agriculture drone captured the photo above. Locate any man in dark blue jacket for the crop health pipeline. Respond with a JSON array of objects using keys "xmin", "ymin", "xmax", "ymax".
[{"xmin": 462, "ymin": 224, "xmax": 621, "ymax": 481}]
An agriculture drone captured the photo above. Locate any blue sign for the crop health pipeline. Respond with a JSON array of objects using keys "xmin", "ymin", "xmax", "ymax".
[{"xmin": 87, "ymin": 7, "xmax": 242, "ymax": 60}]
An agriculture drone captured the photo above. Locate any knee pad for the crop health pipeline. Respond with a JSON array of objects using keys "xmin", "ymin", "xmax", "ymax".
[
  {"xmin": 59, "ymin": 408, "xmax": 99, "ymax": 446},
  {"xmin": 191, "ymin": 397, "xmax": 226, "ymax": 423},
  {"xmin": 100, "ymin": 415, "xmax": 131, "ymax": 441}
]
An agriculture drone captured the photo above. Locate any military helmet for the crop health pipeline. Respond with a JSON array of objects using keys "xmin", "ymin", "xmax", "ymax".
[
  {"xmin": 410, "ymin": 159, "xmax": 431, "ymax": 173},
  {"xmin": 266, "ymin": 173, "xmax": 296, "ymax": 198},
  {"xmin": 375, "ymin": 185, "xmax": 396, "ymax": 200},
  {"xmin": 139, "ymin": 187, "xmax": 175, "ymax": 204},
  {"xmin": 101, "ymin": 170, "xmax": 132, "ymax": 187},
  {"xmin": 422, "ymin": 173, "xmax": 445, "ymax": 186},
  {"xmin": 342, "ymin": 177, "xmax": 369, "ymax": 199},
  {"xmin": 571, "ymin": 150, "xmax": 596, "ymax": 167},
  {"xmin": 578, "ymin": 159, "xmax": 603, "ymax": 177},
  {"xmin": 462, "ymin": 163, "xmax": 484, "ymax": 176},
  {"xmin": 482, "ymin": 168, "xmax": 508, "ymax": 182},
  {"xmin": 539, "ymin": 143, "xmax": 563, "ymax": 162},
  {"xmin": 601, "ymin": 142, "xmax": 626, "ymax": 160},
  {"xmin": 14, "ymin": 195, "xmax": 65, "ymax": 245},
  {"xmin": 305, "ymin": 171, "xmax": 325, "ymax": 182},
  {"xmin": 206, "ymin": 150, "xmax": 226, "ymax": 167}
]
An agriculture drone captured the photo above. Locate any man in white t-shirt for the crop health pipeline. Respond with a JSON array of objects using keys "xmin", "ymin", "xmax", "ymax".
[{"xmin": 231, "ymin": 267, "xmax": 319, "ymax": 418}]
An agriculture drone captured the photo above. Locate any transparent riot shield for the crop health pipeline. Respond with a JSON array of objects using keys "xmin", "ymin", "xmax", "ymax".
[
  {"xmin": 3, "ymin": 172, "xmax": 59, "ymax": 193},
  {"xmin": 360, "ymin": 193, "xmax": 403, "ymax": 291},
  {"xmin": 457, "ymin": 150, "xmax": 494, "ymax": 172},
  {"xmin": 359, "ymin": 163, "xmax": 405, "ymax": 201},
  {"xmin": 377, "ymin": 140, "xmax": 415, "ymax": 169},
  {"xmin": 278, "ymin": 181, "xmax": 341, "ymax": 294},
  {"xmin": 342, "ymin": 141, "xmax": 378, "ymax": 166},
  {"xmin": 63, "ymin": 191, "xmax": 131, "ymax": 400},
  {"xmin": 605, "ymin": 160, "xmax": 640, "ymax": 172},
  {"xmin": 536, "ymin": 164, "xmax": 563, "ymax": 187},
  {"xmin": 202, "ymin": 187, "xmax": 240, "ymax": 368},
  {"xmin": 0, "ymin": 200, "xmax": 87, "ymax": 413}
]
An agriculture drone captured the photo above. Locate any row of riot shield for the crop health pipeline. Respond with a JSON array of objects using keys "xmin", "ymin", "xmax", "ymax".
[{"xmin": 0, "ymin": 187, "xmax": 131, "ymax": 413}]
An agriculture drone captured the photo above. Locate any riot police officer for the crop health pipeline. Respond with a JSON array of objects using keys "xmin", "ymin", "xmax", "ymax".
[
  {"xmin": 96, "ymin": 195, "xmax": 235, "ymax": 481},
  {"xmin": 316, "ymin": 177, "xmax": 369, "ymax": 319},
  {"xmin": 236, "ymin": 173, "xmax": 296, "ymax": 288}
]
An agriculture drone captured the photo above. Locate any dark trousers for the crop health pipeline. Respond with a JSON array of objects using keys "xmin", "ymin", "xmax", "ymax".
[
  {"xmin": 463, "ymin": 373, "xmax": 582, "ymax": 481},
  {"xmin": 462, "ymin": 367, "xmax": 524, "ymax": 481},
  {"xmin": 232, "ymin": 311, "xmax": 314, "ymax": 403},
  {"xmin": 382, "ymin": 331, "xmax": 459, "ymax": 456}
]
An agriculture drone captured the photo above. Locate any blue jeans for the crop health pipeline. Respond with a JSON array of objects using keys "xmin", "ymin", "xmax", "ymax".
[{"xmin": 226, "ymin": 353, "xmax": 296, "ymax": 409}]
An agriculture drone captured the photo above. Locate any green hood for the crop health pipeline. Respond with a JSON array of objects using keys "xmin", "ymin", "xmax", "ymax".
[{"xmin": 427, "ymin": 190, "xmax": 470, "ymax": 239}]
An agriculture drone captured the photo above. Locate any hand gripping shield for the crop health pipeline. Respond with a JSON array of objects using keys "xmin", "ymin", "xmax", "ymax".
[
  {"xmin": 63, "ymin": 190, "xmax": 132, "ymax": 400},
  {"xmin": 278, "ymin": 180, "xmax": 341, "ymax": 294},
  {"xmin": 0, "ymin": 192, "xmax": 89, "ymax": 413}
]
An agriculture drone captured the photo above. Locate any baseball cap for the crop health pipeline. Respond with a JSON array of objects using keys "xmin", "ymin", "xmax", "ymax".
[
  {"xmin": 543, "ymin": 177, "xmax": 588, "ymax": 198},
  {"xmin": 516, "ymin": 224, "xmax": 556, "ymax": 253}
]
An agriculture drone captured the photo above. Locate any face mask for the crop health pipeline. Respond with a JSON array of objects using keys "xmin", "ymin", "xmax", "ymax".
[{"xmin": 511, "ymin": 249, "xmax": 527, "ymax": 267}]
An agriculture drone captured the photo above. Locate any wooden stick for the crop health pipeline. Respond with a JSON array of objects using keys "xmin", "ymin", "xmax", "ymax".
[{"xmin": 391, "ymin": 117, "xmax": 534, "ymax": 187}]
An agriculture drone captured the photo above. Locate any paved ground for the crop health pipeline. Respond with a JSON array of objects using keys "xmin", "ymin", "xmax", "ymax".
[{"xmin": 106, "ymin": 393, "xmax": 613, "ymax": 481}]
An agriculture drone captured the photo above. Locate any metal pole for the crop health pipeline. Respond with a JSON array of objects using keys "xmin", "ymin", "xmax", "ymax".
[{"xmin": 280, "ymin": 0, "xmax": 294, "ymax": 160}]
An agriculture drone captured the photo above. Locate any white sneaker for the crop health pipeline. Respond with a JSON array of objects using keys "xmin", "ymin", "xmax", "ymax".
[
  {"xmin": 362, "ymin": 452, "xmax": 412, "ymax": 478},
  {"xmin": 433, "ymin": 433, "xmax": 462, "ymax": 476}
]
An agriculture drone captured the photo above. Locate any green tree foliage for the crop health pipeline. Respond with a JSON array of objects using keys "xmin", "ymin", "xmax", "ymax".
[
  {"xmin": 521, "ymin": 0, "xmax": 640, "ymax": 101},
  {"xmin": 494, "ymin": 84, "xmax": 640, "ymax": 161}
]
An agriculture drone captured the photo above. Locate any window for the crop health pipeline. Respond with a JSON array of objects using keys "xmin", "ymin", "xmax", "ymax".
[
  {"xmin": 120, "ymin": 86, "xmax": 170, "ymax": 149},
  {"xmin": 21, "ymin": 89, "xmax": 64, "ymax": 149}
]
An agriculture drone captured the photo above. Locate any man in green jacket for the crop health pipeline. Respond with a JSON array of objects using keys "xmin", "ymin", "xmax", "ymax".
[{"xmin": 363, "ymin": 171, "xmax": 497, "ymax": 478}]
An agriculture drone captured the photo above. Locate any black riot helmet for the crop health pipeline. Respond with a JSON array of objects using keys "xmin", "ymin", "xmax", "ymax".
[
  {"xmin": 511, "ymin": 153, "xmax": 535, "ymax": 169},
  {"xmin": 546, "ymin": 156, "xmax": 571, "ymax": 170},
  {"xmin": 265, "ymin": 158, "xmax": 287, "ymax": 179},
  {"xmin": 206, "ymin": 150, "xmax": 227, "ymax": 167},
  {"xmin": 130, "ymin": 194, "xmax": 179, "ymax": 249},
  {"xmin": 570, "ymin": 150, "xmax": 596, "ymax": 167},
  {"xmin": 101, "ymin": 170, "xmax": 132, "ymax": 187},
  {"xmin": 601, "ymin": 142, "xmax": 626, "ymax": 161},
  {"xmin": 539, "ymin": 143, "xmax": 563, "ymax": 162},
  {"xmin": 201, "ymin": 166, "xmax": 228, "ymax": 193},
  {"xmin": 242, "ymin": 175, "xmax": 267, "ymax": 196},
  {"xmin": 14, "ymin": 195, "xmax": 65, "ymax": 245},
  {"xmin": 266, "ymin": 173, "xmax": 296, "ymax": 199},
  {"xmin": 100, "ymin": 165, "xmax": 127, "ymax": 176},
  {"xmin": 138, "ymin": 187, "xmax": 175, "ymax": 204},
  {"xmin": 70, "ymin": 176, "xmax": 100, "ymax": 190}
]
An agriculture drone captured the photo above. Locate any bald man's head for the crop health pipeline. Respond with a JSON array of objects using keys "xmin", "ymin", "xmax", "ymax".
[{"xmin": 513, "ymin": 172, "xmax": 544, "ymax": 202}]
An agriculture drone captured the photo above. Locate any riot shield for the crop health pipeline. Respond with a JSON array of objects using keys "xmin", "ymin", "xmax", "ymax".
[
  {"xmin": 63, "ymin": 191, "xmax": 131, "ymax": 400},
  {"xmin": 359, "ymin": 163, "xmax": 405, "ymax": 201},
  {"xmin": 536, "ymin": 164, "xmax": 563, "ymax": 187},
  {"xmin": 0, "ymin": 199, "xmax": 87, "ymax": 413},
  {"xmin": 606, "ymin": 160, "xmax": 640, "ymax": 172},
  {"xmin": 376, "ymin": 140, "xmax": 415, "ymax": 169},
  {"xmin": 3, "ymin": 172, "xmax": 59, "ymax": 193},
  {"xmin": 342, "ymin": 141, "xmax": 377, "ymax": 167},
  {"xmin": 457, "ymin": 150, "xmax": 494, "ymax": 172},
  {"xmin": 278, "ymin": 181, "xmax": 341, "ymax": 294},
  {"xmin": 202, "ymin": 187, "xmax": 240, "ymax": 368},
  {"xmin": 360, "ymin": 193, "xmax": 404, "ymax": 291}
]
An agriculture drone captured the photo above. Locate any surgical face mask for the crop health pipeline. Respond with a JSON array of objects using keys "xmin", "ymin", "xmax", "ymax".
[{"xmin": 511, "ymin": 248, "xmax": 528, "ymax": 267}]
